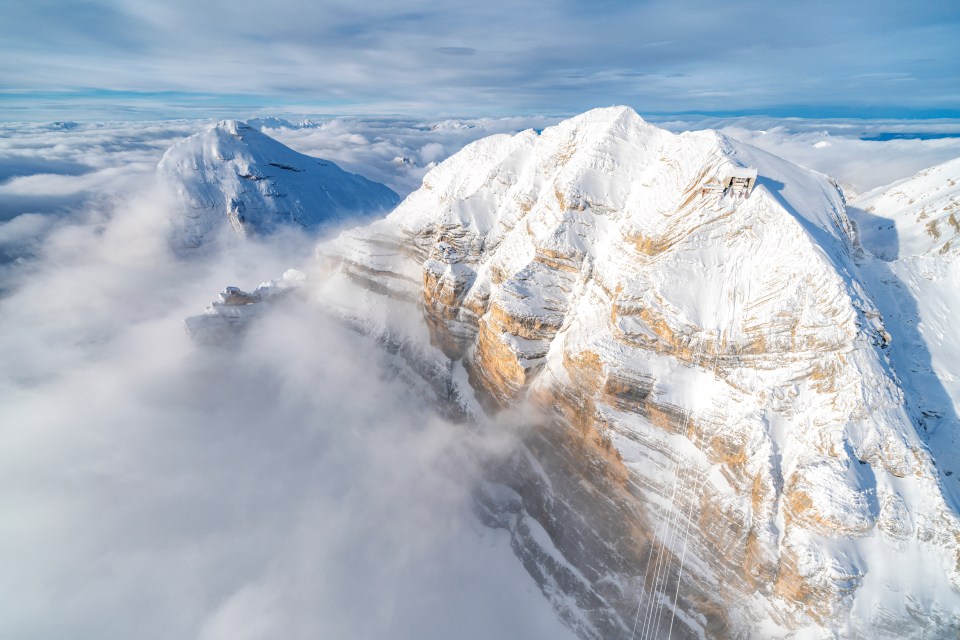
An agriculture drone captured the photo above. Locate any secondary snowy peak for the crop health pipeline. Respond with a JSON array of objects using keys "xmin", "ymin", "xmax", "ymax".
[
  {"xmin": 158, "ymin": 120, "xmax": 399, "ymax": 249},
  {"xmin": 851, "ymin": 155, "xmax": 960, "ymax": 259},
  {"xmin": 312, "ymin": 106, "xmax": 960, "ymax": 638}
]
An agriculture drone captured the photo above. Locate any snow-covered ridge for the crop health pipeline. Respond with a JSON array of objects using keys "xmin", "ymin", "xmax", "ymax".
[{"xmin": 158, "ymin": 120, "xmax": 399, "ymax": 249}]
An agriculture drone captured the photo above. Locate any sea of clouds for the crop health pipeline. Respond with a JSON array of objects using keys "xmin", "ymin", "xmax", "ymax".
[
  {"xmin": 0, "ymin": 118, "xmax": 575, "ymax": 640},
  {"xmin": 1, "ymin": 113, "xmax": 959, "ymax": 639}
]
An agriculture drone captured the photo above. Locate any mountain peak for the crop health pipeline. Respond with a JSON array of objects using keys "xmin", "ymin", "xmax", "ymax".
[
  {"xmin": 157, "ymin": 122, "xmax": 399, "ymax": 250},
  {"xmin": 568, "ymin": 104, "xmax": 643, "ymax": 124},
  {"xmin": 548, "ymin": 105, "xmax": 656, "ymax": 147},
  {"xmin": 215, "ymin": 119, "xmax": 249, "ymax": 134}
]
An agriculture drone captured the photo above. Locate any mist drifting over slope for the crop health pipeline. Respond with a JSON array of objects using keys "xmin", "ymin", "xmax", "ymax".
[{"xmin": 0, "ymin": 132, "xmax": 572, "ymax": 639}]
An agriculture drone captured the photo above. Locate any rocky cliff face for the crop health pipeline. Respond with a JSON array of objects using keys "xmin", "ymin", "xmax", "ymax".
[
  {"xmin": 158, "ymin": 120, "xmax": 398, "ymax": 250},
  {"xmin": 197, "ymin": 107, "xmax": 960, "ymax": 637}
]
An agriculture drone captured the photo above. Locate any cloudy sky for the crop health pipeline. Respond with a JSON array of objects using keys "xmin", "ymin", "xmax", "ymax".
[{"xmin": 2, "ymin": 0, "xmax": 958, "ymax": 119}]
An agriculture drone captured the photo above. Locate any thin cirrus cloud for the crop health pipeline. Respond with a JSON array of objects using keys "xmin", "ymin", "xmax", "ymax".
[{"xmin": 0, "ymin": 0, "xmax": 957, "ymax": 118}]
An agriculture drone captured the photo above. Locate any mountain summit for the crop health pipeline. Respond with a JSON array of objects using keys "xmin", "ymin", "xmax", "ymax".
[{"xmin": 158, "ymin": 120, "xmax": 398, "ymax": 249}]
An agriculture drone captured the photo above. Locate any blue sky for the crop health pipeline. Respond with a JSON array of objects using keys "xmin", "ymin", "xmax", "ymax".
[{"xmin": 0, "ymin": 0, "xmax": 958, "ymax": 119}]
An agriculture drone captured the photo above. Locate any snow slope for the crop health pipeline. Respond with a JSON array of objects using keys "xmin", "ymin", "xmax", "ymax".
[
  {"xmin": 849, "ymin": 157, "xmax": 960, "ymax": 506},
  {"xmin": 852, "ymin": 156, "xmax": 960, "ymax": 259},
  {"xmin": 158, "ymin": 120, "xmax": 398, "ymax": 249},
  {"xmin": 195, "ymin": 108, "xmax": 960, "ymax": 638}
]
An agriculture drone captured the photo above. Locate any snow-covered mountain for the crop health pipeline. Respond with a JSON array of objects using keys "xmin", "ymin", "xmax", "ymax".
[
  {"xmin": 158, "ymin": 120, "xmax": 398, "ymax": 249},
  {"xmin": 193, "ymin": 107, "xmax": 960, "ymax": 637}
]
